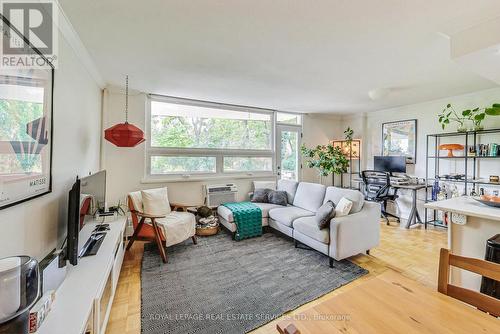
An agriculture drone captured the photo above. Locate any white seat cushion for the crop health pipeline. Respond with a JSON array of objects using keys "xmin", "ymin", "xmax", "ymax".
[
  {"xmin": 268, "ymin": 206, "xmax": 314, "ymax": 227},
  {"xmin": 156, "ymin": 211, "xmax": 196, "ymax": 247},
  {"xmin": 217, "ymin": 202, "xmax": 280, "ymax": 223},
  {"xmin": 293, "ymin": 216, "xmax": 329, "ymax": 244}
]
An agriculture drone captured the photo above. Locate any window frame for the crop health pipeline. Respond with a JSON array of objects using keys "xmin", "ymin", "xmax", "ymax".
[{"xmin": 145, "ymin": 95, "xmax": 277, "ymax": 181}]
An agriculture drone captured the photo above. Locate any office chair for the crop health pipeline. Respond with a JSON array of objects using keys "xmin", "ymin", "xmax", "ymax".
[{"xmin": 361, "ymin": 170, "xmax": 400, "ymax": 225}]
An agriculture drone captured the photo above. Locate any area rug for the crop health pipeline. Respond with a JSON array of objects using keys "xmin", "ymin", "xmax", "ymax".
[{"xmin": 141, "ymin": 232, "xmax": 367, "ymax": 334}]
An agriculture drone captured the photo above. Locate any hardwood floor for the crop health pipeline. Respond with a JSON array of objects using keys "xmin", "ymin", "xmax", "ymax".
[{"xmin": 105, "ymin": 221, "xmax": 447, "ymax": 334}]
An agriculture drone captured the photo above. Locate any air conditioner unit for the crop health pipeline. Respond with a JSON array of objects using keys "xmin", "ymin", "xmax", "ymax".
[{"xmin": 205, "ymin": 183, "xmax": 238, "ymax": 206}]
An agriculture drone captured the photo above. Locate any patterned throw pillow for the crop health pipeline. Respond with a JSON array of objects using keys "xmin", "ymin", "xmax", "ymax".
[
  {"xmin": 315, "ymin": 200, "xmax": 336, "ymax": 229},
  {"xmin": 251, "ymin": 188, "xmax": 271, "ymax": 203},
  {"xmin": 268, "ymin": 190, "xmax": 288, "ymax": 206}
]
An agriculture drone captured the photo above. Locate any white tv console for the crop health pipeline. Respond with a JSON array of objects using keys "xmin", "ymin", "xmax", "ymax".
[{"xmin": 38, "ymin": 216, "xmax": 127, "ymax": 334}]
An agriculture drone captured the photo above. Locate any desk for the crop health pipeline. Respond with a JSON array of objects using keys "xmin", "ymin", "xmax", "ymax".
[
  {"xmin": 276, "ymin": 270, "xmax": 499, "ymax": 334},
  {"xmin": 391, "ymin": 184, "xmax": 427, "ymax": 228},
  {"xmin": 355, "ymin": 177, "xmax": 428, "ymax": 229}
]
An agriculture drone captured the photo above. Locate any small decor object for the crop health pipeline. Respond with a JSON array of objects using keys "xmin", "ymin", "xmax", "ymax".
[
  {"xmin": 490, "ymin": 175, "xmax": 499, "ymax": 183},
  {"xmin": 438, "ymin": 144, "xmax": 465, "ymax": 157},
  {"xmin": 301, "ymin": 143, "xmax": 349, "ymax": 184},
  {"xmin": 104, "ymin": 75, "xmax": 145, "ymax": 147},
  {"xmin": 473, "ymin": 195, "xmax": 500, "ymax": 208},
  {"xmin": 0, "ymin": 256, "xmax": 39, "ymax": 334},
  {"xmin": 382, "ymin": 119, "xmax": 417, "ymax": 164}
]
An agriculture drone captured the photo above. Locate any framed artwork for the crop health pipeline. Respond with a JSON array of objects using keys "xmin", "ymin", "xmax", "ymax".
[
  {"xmin": 382, "ymin": 119, "xmax": 417, "ymax": 164},
  {"xmin": 0, "ymin": 17, "xmax": 54, "ymax": 209}
]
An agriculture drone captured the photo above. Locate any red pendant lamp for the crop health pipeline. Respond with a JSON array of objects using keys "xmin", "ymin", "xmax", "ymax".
[{"xmin": 104, "ymin": 75, "xmax": 145, "ymax": 147}]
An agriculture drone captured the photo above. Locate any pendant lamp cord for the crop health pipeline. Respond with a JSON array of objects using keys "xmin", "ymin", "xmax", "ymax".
[{"xmin": 125, "ymin": 75, "xmax": 129, "ymax": 123}]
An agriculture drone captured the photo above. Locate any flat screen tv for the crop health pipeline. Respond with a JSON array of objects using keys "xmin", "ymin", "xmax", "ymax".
[
  {"xmin": 65, "ymin": 170, "xmax": 107, "ymax": 266},
  {"xmin": 374, "ymin": 156, "xmax": 406, "ymax": 174},
  {"xmin": 66, "ymin": 178, "xmax": 80, "ymax": 266}
]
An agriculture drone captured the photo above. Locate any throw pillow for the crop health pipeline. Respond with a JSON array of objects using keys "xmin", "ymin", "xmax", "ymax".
[
  {"xmin": 268, "ymin": 190, "xmax": 288, "ymax": 206},
  {"xmin": 335, "ymin": 197, "xmax": 353, "ymax": 217},
  {"xmin": 141, "ymin": 187, "xmax": 171, "ymax": 216},
  {"xmin": 315, "ymin": 200, "xmax": 336, "ymax": 229},
  {"xmin": 251, "ymin": 188, "xmax": 271, "ymax": 203}
]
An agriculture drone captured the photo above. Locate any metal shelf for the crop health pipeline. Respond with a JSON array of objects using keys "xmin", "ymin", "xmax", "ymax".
[{"xmin": 428, "ymin": 156, "xmax": 500, "ymax": 159}]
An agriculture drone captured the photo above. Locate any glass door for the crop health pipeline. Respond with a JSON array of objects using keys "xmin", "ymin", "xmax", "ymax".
[{"xmin": 277, "ymin": 125, "xmax": 301, "ymax": 181}]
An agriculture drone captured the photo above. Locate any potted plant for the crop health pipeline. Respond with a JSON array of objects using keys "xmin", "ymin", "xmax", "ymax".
[
  {"xmin": 301, "ymin": 143, "xmax": 349, "ymax": 184},
  {"xmin": 439, "ymin": 103, "xmax": 500, "ymax": 131}
]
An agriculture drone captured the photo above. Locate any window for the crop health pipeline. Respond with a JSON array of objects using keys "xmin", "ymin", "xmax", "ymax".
[
  {"xmin": 277, "ymin": 112, "xmax": 301, "ymax": 125},
  {"xmin": 147, "ymin": 96, "xmax": 275, "ymax": 178}
]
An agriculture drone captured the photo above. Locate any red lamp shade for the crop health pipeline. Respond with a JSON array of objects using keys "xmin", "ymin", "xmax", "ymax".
[{"xmin": 104, "ymin": 122, "xmax": 145, "ymax": 147}]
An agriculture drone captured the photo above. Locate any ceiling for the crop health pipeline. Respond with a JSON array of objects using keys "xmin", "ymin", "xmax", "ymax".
[{"xmin": 59, "ymin": 0, "xmax": 500, "ymax": 114}]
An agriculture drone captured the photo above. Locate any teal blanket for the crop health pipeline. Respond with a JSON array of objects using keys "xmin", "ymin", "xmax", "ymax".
[{"xmin": 222, "ymin": 202, "xmax": 262, "ymax": 240}]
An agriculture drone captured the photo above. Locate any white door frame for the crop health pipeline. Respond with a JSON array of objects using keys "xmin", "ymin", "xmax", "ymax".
[{"xmin": 276, "ymin": 124, "xmax": 302, "ymax": 181}]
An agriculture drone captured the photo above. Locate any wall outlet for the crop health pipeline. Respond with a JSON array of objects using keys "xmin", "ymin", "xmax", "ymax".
[{"xmin": 451, "ymin": 212, "xmax": 467, "ymax": 225}]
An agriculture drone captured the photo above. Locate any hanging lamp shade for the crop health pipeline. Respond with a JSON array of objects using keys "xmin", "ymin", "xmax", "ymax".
[{"xmin": 104, "ymin": 75, "xmax": 145, "ymax": 147}]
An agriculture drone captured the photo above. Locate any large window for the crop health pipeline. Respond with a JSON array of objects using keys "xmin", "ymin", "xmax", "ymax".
[{"xmin": 147, "ymin": 96, "xmax": 274, "ymax": 178}]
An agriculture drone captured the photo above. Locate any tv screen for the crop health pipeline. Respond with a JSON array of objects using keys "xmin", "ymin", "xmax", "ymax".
[
  {"xmin": 67, "ymin": 179, "xmax": 80, "ymax": 266},
  {"xmin": 374, "ymin": 156, "xmax": 406, "ymax": 174}
]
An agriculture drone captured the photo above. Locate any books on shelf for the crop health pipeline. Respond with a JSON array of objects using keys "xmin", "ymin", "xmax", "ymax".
[{"xmin": 468, "ymin": 143, "xmax": 499, "ymax": 157}]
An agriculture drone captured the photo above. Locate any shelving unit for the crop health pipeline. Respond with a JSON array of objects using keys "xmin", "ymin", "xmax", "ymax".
[
  {"xmin": 425, "ymin": 128, "xmax": 500, "ymax": 228},
  {"xmin": 332, "ymin": 139, "xmax": 361, "ymax": 189}
]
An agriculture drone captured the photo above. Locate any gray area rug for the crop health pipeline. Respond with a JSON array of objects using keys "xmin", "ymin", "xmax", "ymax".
[{"xmin": 141, "ymin": 232, "xmax": 367, "ymax": 334}]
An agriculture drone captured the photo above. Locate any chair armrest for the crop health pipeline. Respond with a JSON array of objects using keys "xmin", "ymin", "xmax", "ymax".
[
  {"xmin": 135, "ymin": 211, "xmax": 166, "ymax": 219},
  {"xmin": 329, "ymin": 201, "xmax": 380, "ymax": 260},
  {"xmin": 170, "ymin": 202, "xmax": 197, "ymax": 212}
]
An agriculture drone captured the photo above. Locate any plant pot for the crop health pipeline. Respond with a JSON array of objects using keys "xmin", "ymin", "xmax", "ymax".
[
  {"xmin": 457, "ymin": 125, "xmax": 467, "ymax": 132},
  {"xmin": 474, "ymin": 125, "xmax": 484, "ymax": 131}
]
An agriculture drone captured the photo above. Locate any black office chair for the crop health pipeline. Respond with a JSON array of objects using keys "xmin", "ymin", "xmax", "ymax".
[{"xmin": 361, "ymin": 170, "xmax": 400, "ymax": 225}]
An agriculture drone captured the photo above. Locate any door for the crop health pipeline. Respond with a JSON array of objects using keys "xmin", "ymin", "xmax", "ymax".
[{"xmin": 277, "ymin": 125, "xmax": 301, "ymax": 181}]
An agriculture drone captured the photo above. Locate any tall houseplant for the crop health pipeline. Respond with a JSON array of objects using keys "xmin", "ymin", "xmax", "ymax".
[{"xmin": 301, "ymin": 143, "xmax": 349, "ymax": 184}]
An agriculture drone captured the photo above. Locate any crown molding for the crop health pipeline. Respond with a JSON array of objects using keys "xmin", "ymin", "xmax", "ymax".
[{"xmin": 54, "ymin": 0, "xmax": 105, "ymax": 88}]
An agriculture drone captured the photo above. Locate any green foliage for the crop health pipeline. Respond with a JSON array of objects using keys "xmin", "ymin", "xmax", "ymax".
[
  {"xmin": 344, "ymin": 127, "xmax": 353, "ymax": 143},
  {"xmin": 439, "ymin": 103, "xmax": 500, "ymax": 131},
  {"xmin": 300, "ymin": 143, "xmax": 349, "ymax": 177}
]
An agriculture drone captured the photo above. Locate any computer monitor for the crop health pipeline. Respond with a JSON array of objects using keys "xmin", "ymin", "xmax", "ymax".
[{"xmin": 374, "ymin": 156, "xmax": 406, "ymax": 173}]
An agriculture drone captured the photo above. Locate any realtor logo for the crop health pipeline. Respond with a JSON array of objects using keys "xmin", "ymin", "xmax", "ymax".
[{"xmin": 0, "ymin": 0, "xmax": 58, "ymax": 68}]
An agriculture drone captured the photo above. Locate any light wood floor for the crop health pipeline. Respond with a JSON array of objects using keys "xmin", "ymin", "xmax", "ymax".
[{"xmin": 106, "ymin": 221, "xmax": 447, "ymax": 334}]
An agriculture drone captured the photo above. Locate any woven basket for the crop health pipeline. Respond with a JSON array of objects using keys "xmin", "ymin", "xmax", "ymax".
[{"xmin": 196, "ymin": 225, "xmax": 219, "ymax": 236}]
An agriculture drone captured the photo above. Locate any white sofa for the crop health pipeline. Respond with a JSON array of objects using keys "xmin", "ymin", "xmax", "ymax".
[{"xmin": 217, "ymin": 180, "xmax": 380, "ymax": 266}]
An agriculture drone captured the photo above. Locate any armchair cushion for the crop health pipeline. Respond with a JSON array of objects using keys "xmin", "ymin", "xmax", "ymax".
[
  {"xmin": 141, "ymin": 187, "xmax": 171, "ymax": 216},
  {"xmin": 156, "ymin": 211, "xmax": 196, "ymax": 247}
]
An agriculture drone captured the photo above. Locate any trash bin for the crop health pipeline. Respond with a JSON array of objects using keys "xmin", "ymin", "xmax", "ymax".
[{"xmin": 480, "ymin": 234, "xmax": 500, "ymax": 299}]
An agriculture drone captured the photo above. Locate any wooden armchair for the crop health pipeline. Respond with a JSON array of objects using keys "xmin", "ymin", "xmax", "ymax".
[
  {"xmin": 126, "ymin": 193, "xmax": 197, "ymax": 264},
  {"xmin": 438, "ymin": 248, "xmax": 500, "ymax": 317}
]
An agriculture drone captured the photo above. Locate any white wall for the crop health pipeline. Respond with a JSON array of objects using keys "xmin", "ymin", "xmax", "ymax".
[
  {"xmin": 339, "ymin": 87, "xmax": 500, "ymax": 220},
  {"xmin": 102, "ymin": 91, "xmax": 340, "ymax": 206},
  {"xmin": 0, "ymin": 36, "xmax": 102, "ymax": 259}
]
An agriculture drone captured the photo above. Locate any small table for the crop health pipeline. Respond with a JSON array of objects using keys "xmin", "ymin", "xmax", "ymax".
[{"xmin": 276, "ymin": 270, "xmax": 499, "ymax": 334}]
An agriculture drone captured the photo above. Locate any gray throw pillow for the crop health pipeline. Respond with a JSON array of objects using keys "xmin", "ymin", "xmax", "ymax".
[
  {"xmin": 315, "ymin": 200, "xmax": 336, "ymax": 229},
  {"xmin": 251, "ymin": 188, "xmax": 271, "ymax": 203},
  {"xmin": 268, "ymin": 190, "xmax": 288, "ymax": 206}
]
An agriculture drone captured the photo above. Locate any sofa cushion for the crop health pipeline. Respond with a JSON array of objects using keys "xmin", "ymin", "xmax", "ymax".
[
  {"xmin": 323, "ymin": 186, "xmax": 365, "ymax": 214},
  {"xmin": 293, "ymin": 216, "xmax": 329, "ymax": 244},
  {"xmin": 217, "ymin": 202, "xmax": 281, "ymax": 222},
  {"xmin": 251, "ymin": 188, "xmax": 271, "ymax": 203},
  {"xmin": 315, "ymin": 200, "xmax": 336, "ymax": 229},
  {"xmin": 253, "ymin": 180, "xmax": 277, "ymax": 190},
  {"xmin": 268, "ymin": 206, "xmax": 314, "ymax": 227},
  {"xmin": 277, "ymin": 179, "xmax": 299, "ymax": 204},
  {"xmin": 292, "ymin": 182, "xmax": 326, "ymax": 212},
  {"xmin": 268, "ymin": 190, "xmax": 288, "ymax": 206}
]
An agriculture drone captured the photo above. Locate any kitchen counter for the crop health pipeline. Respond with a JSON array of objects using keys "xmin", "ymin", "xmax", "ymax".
[{"xmin": 425, "ymin": 196, "xmax": 500, "ymax": 292}]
